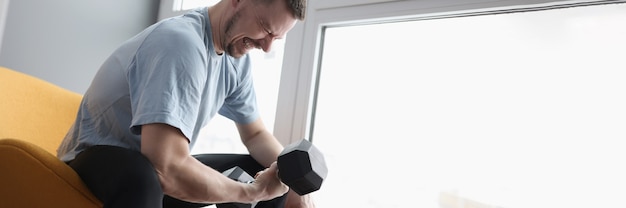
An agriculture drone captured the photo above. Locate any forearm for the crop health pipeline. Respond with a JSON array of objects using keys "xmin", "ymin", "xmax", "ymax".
[
  {"xmin": 237, "ymin": 119, "xmax": 284, "ymax": 167},
  {"xmin": 244, "ymin": 129, "xmax": 284, "ymax": 167},
  {"xmin": 156, "ymin": 154, "xmax": 256, "ymax": 203},
  {"xmin": 141, "ymin": 123, "xmax": 256, "ymax": 204}
]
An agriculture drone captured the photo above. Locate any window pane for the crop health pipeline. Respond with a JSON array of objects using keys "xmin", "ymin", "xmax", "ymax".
[
  {"xmin": 191, "ymin": 39, "xmax": 285, "ymax": 154},
  {"xmin": 178, "ymin": 0, "xmax": 220, "ymax": 11},
  {"xmin": 312, "ymin": 3, "xmax": 626, "ymax": 208}
]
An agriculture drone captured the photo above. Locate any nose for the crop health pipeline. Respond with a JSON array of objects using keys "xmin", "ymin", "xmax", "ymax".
[{"xmin": 260, "ymin": 36, "xmax": 274, "ymax": 52}]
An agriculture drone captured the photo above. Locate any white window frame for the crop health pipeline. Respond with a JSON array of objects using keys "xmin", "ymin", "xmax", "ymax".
[
  {"xmin": 274, "ymin": 0, "xmax": 619, "ymax": 145},
  {"xmin": 0, "ymin": 0, "xmax": 9, "ymax": 55}
]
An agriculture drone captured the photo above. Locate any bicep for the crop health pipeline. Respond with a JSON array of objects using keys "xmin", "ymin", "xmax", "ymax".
[
  {"xmin": 140, "ymin": 123, "xmax": 191, "ymax": 172},
  {"xmin": 140, "ymin": 123, "xmax": 229, "ymax": 201}
]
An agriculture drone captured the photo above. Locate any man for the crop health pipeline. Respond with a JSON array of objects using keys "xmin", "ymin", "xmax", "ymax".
[{"xmin": 56, "ymin": 0, "xmax": 313, "ymax": 207}]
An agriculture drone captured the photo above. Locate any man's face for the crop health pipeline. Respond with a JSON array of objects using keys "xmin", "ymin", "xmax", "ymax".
[{"xmin": 222, "ymin": 1, "xmax": 297, "ymax": 58}]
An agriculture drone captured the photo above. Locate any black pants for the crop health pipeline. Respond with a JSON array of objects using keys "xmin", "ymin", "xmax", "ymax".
[{"xmin": 68, "ymin": 145, "xmax": 286, "ymax": 208}]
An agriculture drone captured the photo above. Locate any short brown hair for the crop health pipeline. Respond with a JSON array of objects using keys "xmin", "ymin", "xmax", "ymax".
[
  {"xmin": 258, "ymin": 0, "xmax": 307, "ymax": 20},
  {"xmin": 286, "ymin": 0, "xmax": 306, "ymax": 20}
]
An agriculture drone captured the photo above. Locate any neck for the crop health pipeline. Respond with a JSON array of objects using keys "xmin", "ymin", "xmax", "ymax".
[{"xmin": 208, "ymin": 3, "xmax": 226, "ymax": 55}]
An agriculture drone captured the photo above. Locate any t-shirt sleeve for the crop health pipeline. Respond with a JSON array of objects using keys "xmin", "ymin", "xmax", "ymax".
[
  {"xmin": 218, "ymin": 56, "xmax": 260, "ymax": 124},
  {"xmin": 128, "ymin": 23, "xmax": 207, "ymax": 141}
]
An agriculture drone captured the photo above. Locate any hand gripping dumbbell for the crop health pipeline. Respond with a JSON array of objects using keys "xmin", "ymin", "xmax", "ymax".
[{"xmin": 217, "ymin": 139, "xmax": 328, "ymax": 207}]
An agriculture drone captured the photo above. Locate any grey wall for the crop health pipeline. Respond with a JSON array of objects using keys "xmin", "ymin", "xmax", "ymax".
[{"xmin": 0, "ymin": 0, "xmax": 159, "ymax": 94}]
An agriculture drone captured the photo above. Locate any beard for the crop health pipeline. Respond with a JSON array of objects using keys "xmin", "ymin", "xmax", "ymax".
[{"xmin": 222, "ymin": 11, "xmax": 246, "ymax": 58}]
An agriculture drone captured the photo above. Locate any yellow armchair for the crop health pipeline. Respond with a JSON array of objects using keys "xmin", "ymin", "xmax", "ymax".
[{"xmin": 0, "ymin": 66, "xmax": 102, "ymax": 207}]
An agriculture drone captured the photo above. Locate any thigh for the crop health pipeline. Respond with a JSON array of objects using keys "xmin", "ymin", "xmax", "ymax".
[
  {"xmin": 193, "ymin": 154, "xmax": 265, "ymax": 174},
  {"xmin": 68, "ymin": 145, "xmax": 163, "ymax": 208}
]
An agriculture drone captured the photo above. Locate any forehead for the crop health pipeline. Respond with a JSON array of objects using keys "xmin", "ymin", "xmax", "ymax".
[{"xmin": 255, "ymin": 2, "xmax": 298, "ymax": 38}]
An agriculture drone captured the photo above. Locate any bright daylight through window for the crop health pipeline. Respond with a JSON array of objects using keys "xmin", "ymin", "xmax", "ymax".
[
  {"xmin": 174, "ymin": 0, "xmax": 220, "ymax": 11},
  {"xmin": 311, "ymin": 2, "xmax": 626, "ymax": 208}
]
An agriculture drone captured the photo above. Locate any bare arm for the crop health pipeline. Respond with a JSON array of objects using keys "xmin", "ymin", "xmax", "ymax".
[
  {"xmin": 236, "ymin": 118, "xmax": 284, "ymax": 167},
  {"xmin": 140, "ymin": 123, "xmax": 287, "ymax": 204}
]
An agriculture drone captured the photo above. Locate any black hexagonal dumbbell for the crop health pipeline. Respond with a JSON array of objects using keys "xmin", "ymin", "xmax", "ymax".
[
  {"xmin": 218, "ymin": 139, "xmax": 328, "ymax": 208},
  {"xmin": 277, "ymin": 139, "xmax": 328, "ymax": 196}
]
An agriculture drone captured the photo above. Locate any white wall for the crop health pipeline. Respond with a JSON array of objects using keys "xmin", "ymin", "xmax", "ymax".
[{"xmin": 0, "ymin": 0, "xmax": 159, "ymax": 94}]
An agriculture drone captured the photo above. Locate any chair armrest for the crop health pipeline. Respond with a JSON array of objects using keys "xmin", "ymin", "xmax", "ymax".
[{"xmin": 0, "ymin": 138, "xmax": 102, "ymax": 207}]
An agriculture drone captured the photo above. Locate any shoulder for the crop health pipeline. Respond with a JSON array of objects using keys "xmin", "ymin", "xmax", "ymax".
[
  {"xmin": 132, "ymin": 17, "xmax": 209, "ymax": 76},
  {"xmin": 139, "ymin": 11, "xmax": 207, "ymax": 56},
  {"xmin": 146, "ymin": 22, "xmax": 203, "ymax": 51},
  {"xmin": 225, "ymin": 54, "xmax": 253, "ymax": 78}
]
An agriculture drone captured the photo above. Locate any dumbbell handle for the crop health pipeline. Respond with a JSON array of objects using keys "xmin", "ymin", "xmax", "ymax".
[
  {"xmin": 216, "ymin": 167, "xmax": 257, "ymax": 208},
  {"xmin": 217, "ymin": 166, "xmax": 287, "ymax": 208}
]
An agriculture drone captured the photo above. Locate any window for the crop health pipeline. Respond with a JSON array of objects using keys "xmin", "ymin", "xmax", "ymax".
[
  {"xmin": 174, "ymin": 0, "xmax": 220, "ymax": 11},
  {"xmin": 310, "ymin": 2, "xmax": 626, "ymax": 208},
  {"xmin": 158, "ymin": 0, "xmax": 219, "ymax": 20}
]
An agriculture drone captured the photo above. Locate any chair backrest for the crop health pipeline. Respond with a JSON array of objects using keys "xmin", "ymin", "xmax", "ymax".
[{"xmin": 0, "ymin": 66, "xmax": 82, "ymax": 155}]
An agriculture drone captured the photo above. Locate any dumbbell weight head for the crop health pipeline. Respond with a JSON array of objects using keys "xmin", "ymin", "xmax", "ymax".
[
  {"xmin": 216, "ymin": 166, "xmax": 257, "ymax": 208},
  {"xmin": 277, "ymin": 139, "xmax": 328, "ymax": 195}
]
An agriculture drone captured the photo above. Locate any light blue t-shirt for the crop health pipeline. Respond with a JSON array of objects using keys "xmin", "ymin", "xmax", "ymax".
[{"xmin": 57, "ymin": 7, "xmax": 259, "ymax": 162}]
